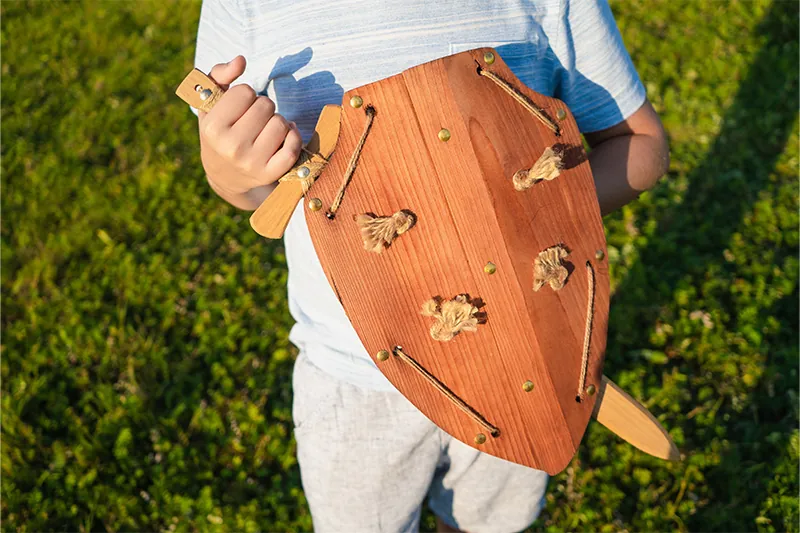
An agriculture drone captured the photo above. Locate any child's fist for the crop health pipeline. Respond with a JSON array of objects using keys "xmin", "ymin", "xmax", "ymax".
[{"xmin": 198, "ymin": 56, "xmax": 302, "ymax": 198}]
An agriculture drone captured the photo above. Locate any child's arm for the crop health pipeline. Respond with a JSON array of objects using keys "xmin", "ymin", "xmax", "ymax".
[
  {"xmin": 585, "ymin": 99, "xmax": 670, "ymax": 216},
  {"xmin": 550, "ymin": 1, "xmax": 669, "ymax": 216}
]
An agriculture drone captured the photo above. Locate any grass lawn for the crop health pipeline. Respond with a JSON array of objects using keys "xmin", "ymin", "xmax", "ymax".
[{"xmin": 2, "ymin": 0, "xmax": 798, "ymax": 531}]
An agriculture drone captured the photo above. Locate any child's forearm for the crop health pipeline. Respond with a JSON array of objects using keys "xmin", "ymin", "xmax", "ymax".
[
  {"xmin": 585, "ymin": 100, "xmax": 670, "ymax": 216},
  {"xmin": 588, "ymin": 132, "xmax": 670, "ymax": 215}
]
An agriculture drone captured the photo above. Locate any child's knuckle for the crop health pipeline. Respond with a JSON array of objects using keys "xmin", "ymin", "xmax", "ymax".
[
  {"xmin": 272, "ymin": 114, "xmax": 290, "ymax": 131},
  {"xmin": 200, "ymin": 119, "xmax": 220, "ymax": 140},
  {"xmin": 229, "ymin": 84, "xmax": 256, "ymax": 102},
  {"xmin": 255, "ymin": 96, "xmax": 276, "ymax": 115},
  {"xmin": 223, "ymin": 138, "xmax": 247, "ymax": 161}
]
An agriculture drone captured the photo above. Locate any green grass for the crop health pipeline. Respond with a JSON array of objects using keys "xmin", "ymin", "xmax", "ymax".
[{"xmin": 2, "ymin": 0, "xmax": 797, "ymax": 531}]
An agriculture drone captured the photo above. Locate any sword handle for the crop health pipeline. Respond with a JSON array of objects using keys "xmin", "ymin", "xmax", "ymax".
[
  {"xmin": 175, "ymin": 69, "xmax": 340, "ymax": 239},
  {"xmin": 175, "ymin": 69, "xmax": 225, "ymax": 112}
]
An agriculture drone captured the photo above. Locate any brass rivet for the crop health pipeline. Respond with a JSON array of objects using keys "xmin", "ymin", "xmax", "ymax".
[
  {"xmin": 523, "ymin": 380, "xmax": 534, "ymax": 392},
  {"xmin": 350, "ymin": 95, "xmax": 363, "ymax": 108},
  {"xmin": 483, "ymin": 51, "xmax": 495, "ymax": 65},
  {"xmin": 556, "ymin": 108, "xmax": 567, "ymax": 121},
  {"xmin": 595, "ymin": 249, "xmax": 605, "ymax": 261},
  {"xmin": 474, "ymin": 433, "xmax": 487, "ymax": 445},
  {"xmin": 587, "ymin": 384, "xmax": 596, "ymax": 396},
  {"xmin": 438, "ymin": 128, "xmax": 451, "ymax": 142},
  {"xmin": 376, "ymin": 350, "xmax": 390, "ymax": 362},
  {"xmin": 484, "ymin": 261, "xmax": 496, "ymax": 275},
  {"xmin": 308, "ymin": 198, "xmax": 323, "ymax": 212}
]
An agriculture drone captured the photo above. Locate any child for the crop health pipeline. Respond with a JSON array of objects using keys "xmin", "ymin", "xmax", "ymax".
[{"xmin": 191, "ymin": 1, "xmax": 669, "ymax": 531}]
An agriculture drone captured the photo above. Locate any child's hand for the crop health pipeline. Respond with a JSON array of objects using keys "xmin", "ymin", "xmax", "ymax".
[{"xmin": 197, "ymin": 56, "xmax": 303, "ymax": 210}]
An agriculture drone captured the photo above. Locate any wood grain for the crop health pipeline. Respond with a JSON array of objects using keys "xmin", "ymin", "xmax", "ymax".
[
  {"xmin": 594, "ymin": 376, "xmax": 681, "ymax": 461},
  {"xmin": 304, "ymin": 49, "xmax": 609, "ymax": 474},
  {"xmin": 175, "ymin": 69, "xmax": 223, "ymax": 112}
]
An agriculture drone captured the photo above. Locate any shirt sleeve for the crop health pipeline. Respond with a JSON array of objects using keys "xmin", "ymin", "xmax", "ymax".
[
  {"xmin": 552, "ymin": 0, "xmax": 647, "ymax": 133},
  {"xmin": 189, "ymin": 0, "xmax": 251, "ymax": 116}
]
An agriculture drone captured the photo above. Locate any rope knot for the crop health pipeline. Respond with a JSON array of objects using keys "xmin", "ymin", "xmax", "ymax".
[
  {"xmin": 421, "ymin": 295, "xmax": 485, "ymax": 342},
  {"xmin": 533, "ymin": 244, "xmax": 570, "ymax": 291},
  {"xmin": 278, "ymin": 151, "xmax": 325, "ymax": 193},
  {"xmin": 513, "ymin": 146, "xmax": 564, "ymax": 191},
  {"xmin": 356, "ymin": 210, "xmax": 416, "ymax": 253}
]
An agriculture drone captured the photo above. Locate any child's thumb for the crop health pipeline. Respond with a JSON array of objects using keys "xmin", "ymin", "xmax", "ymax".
[{"xmin": 208, "ymin": 55, "xmax": 246, "ymax": 88}]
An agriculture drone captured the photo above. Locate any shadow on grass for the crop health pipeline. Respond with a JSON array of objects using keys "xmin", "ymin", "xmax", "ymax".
[{"xmin": 590, "ymin": 1, "xmax": 798, "ymax": 530}]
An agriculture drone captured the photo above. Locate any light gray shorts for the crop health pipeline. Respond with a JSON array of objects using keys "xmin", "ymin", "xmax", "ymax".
[{"xmin": 292, "ymin": 351, "xmax": 548, "ymax": 533}]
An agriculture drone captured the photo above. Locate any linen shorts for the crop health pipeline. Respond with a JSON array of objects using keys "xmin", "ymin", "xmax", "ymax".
[{"xmin": 292, "ymin": 351, "xmax": 548, "ymax": 533}]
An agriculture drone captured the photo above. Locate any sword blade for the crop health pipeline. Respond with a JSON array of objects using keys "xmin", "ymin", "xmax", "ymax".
[{"xmin": 592, "ymin": 375, "xmax": 680, "ymax": 461}]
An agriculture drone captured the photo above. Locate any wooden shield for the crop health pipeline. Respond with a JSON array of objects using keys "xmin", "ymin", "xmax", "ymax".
[{"xmin": 303, "ymin": 49, "xmax": 609, "ymax": 475}]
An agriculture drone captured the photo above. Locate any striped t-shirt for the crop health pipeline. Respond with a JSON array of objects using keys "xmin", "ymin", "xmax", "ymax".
[{"xmin": 194, "ymin": 0, "xmax": 646, "ymax": 390}]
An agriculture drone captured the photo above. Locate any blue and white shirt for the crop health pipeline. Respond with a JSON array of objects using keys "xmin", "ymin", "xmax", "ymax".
[{"xmin": 194, "ymin": 0, "xmax": 646, "ymax": 390}]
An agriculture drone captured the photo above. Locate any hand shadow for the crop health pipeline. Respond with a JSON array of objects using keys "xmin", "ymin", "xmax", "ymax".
[{"xmin": 264, "ymin": 47, "xmax": 344, "ymax": 141}]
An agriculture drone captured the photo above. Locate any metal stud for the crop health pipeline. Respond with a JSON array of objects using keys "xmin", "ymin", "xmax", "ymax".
[
  {"xmin": 438, "ymin": 128, "xmax": 451, "ymax": 142},
  {"xmin": 474, "ymin": 433, "xmax": 487, "ymax": 445},
  {"xmin": 483, "ymin": 51, "xmax": 495, "ymax": 65},
  {"xmin": 199, "ymin": 88, "xmax": 213, "ymax": 101},
  {"xmin": 350, "ymin": 95, "xmax": 363, "ymax": 108},
  {"xmin": 587, "ymin": 384, "xmax": 596, "ymax": 396},
  {"xmin": 556, "ymin": 108, "xmax": 567, "ymax": 121},
  {"xmin": 194, "ymin": 84, "xmax": 203, "ymax": 92},
  {"xmin": 595, "ymin": 249, "xmax": 605, "ymax": 261},
  {"xmin": 484, "ymin": 261, "xmax": 496, "ymax": 275},
  {"xmin": 308, "ymin": 198, "xmax": 323, "ymax": 211},
  {"xmin": 376, "ymin": 350, "xmax": 390, "ymax": 362},
  {"xmin": 523, "ymin": 380, "xmax": 534, "ymax": 392},
  {"xmin": 297, "ymin": 166, "xmax": 311, "ymax": 179}
]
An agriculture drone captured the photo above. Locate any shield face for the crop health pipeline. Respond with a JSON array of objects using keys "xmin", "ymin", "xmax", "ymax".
[{"xmin": 304, "ymin": 49, "xmax": 609, "ymax": 475}]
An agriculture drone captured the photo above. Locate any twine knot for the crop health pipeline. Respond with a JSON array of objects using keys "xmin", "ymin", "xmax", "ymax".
[
  {"xmin": 513, "ymin": 146, "xmax": 563, "ymax": 191},
  {"xmin": 278, "ymin": 153, "xmax": 325, "ymax": 193},
  {"xmin": 421, "ymin": 295, "xmax": 484, "ymax": 342},
  {"xmin": 356, "ymin": 210, "xmax": 416, "ymax": 253},
  {"xmin": 533, "ymin": 244, "xmax": 570, "ymax": 291}
]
